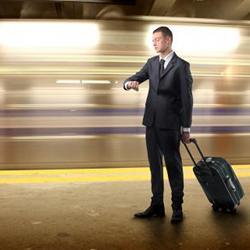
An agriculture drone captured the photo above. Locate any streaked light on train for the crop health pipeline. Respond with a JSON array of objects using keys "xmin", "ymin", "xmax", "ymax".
[
  {"xmin": 56, "ymin": 80, "xmax": 111, "ymax": 85},
  {"xmin": 81, "ymin": 80, "xmax": 111, "ymax": 85},
  {"xmin": 0, "ymin": 21, "xmax": 100, "ymax": 49},
  {"xmin": 146, "ymin": 25, "xmax": 240, "ymax": 55},
  {"xmin": 56, "ymin": 80, "xmax": 81, "ymax": 84}
]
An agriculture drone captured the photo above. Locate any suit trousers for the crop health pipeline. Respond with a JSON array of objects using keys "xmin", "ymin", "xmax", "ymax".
[{"xmin": 146, "ymin": 125, "xmax": 184, "ymax": 209}]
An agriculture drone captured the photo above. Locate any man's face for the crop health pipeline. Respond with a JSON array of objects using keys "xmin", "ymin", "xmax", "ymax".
[{"xmin": 152, "ymin": 31, "xmax": 171, "ymax": 53}]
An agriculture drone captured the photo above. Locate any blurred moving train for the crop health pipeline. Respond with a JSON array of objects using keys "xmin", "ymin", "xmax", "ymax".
[{"xmin": 0, "ymin": 16, "xmax": 249, "ymax": 169}]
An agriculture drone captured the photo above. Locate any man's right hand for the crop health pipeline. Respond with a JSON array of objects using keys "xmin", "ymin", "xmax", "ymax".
[{"xmin": 127, "ymin": 81, "xmax": 139, "ymax": 91}]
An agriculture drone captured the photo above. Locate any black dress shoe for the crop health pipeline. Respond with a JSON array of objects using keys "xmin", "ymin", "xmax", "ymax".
[
  {"xmin": 171, "ymin": 209, "xmax": 183, "ymax": 223},
  {"xmin": 134, "ymin": 204, "xmax": 165, "ymax": 218}
]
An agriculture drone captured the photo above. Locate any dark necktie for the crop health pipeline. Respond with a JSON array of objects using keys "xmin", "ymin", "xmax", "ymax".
[{"xmin": 159, "ymin": 59, "xmax": 165, "ymax": 76}]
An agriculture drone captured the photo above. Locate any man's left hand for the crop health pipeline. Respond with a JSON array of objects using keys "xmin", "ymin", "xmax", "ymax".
[{"xmin": 181, "ymin": 132, "xmax": 191, "ymax": 144}]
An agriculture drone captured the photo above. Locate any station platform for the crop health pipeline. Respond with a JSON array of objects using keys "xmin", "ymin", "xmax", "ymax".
[{"xmin": 0, "ymin": 166, "xmax": 249, "ymax": 250}]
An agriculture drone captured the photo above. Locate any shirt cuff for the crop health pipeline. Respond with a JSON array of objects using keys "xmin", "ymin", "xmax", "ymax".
[
  {"xmin": 124, "ymin": 81, "xmax": 130, "ymax": 90},
  {"xmin": 182, "ymin": 127, "xmax": 190, "ymax": 133}
]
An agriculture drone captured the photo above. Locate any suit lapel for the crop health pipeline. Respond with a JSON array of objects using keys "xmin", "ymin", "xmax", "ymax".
[
  {"xmin": 153, "ymin": 56, "xmax": 160, "ymax": 80},
  {"xmin": 160, "ymin": 53, "xmax": 177, "ymax": 79}
]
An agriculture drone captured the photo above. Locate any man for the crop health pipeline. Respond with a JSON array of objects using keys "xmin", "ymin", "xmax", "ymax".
[{"xmin": 123, "ymin": 26, "xmax": 193, "ymax": 223}]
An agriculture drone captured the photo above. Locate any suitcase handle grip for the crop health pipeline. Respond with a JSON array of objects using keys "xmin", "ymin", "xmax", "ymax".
[
  {"xmin": 183, "ymin": 138, "xmax": 208, "ymax": 167},
  {"xmin": 226, "ymin": 176, "xmax": 236, "ymax": 192},
  {"xmin": 189, "ymin": 138, "xmax": 196, "ymax": 143}
]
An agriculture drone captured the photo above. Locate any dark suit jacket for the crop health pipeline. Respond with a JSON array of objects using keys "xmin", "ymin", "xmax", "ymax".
[{"xmin": 124, "ymin": 52, "xmax": 193, "ymax": 130}]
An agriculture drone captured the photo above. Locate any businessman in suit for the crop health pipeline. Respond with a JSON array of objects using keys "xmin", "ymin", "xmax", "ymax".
[{"xmin": 123, "ymin": 26, "xmax": 193, "ymax": 223}]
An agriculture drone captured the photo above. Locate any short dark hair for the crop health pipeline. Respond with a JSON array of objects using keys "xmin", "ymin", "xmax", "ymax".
[{"xmin": 153, "ymin": 26, "xmax": 173, "ymax": 41}]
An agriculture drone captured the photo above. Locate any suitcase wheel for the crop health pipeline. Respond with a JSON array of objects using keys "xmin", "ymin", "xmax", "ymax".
[
  {"xmin": 212, "ymin": 204, "xmax": 237, "ymax": 214},
  {"xmin": 226, "ymin": 208, "xmax": 237, "ymax": 214},
  {"xmin": 212, "ymin": 204, "xmax": 222, "ymax": 212}
]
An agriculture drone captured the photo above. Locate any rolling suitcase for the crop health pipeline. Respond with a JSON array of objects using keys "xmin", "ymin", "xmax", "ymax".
[{"xmin": 183, "ymin": 138, "xmax": 244, "ymax": 213}]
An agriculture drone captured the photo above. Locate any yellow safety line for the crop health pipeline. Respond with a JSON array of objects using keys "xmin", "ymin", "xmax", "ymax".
[
  {"xmin": 0, "ymin": 167, "xmax": 152, "ymax": 176},
  {"xmin": 0, "ymin": 165, "xmax": 249, "ymax": 176},
  {"xmin": 0, "ymin": 165, "xmax": 249, "ymax": 184}
]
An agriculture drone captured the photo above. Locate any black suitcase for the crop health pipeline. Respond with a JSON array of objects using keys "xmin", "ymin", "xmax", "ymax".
[{"xmin": 183, "ymin": 138, "xmax": 244, "ymax": 213}]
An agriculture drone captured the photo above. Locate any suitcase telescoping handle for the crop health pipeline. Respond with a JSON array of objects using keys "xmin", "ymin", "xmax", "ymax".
[{"xmin": 183, "ymin": 138, "xmax": 208, "ymax": 167}]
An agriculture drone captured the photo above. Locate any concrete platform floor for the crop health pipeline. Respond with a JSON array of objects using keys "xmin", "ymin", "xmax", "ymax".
[{"xmin": 0, "ymin": 169, "xmax": 249, "ymax": 250}]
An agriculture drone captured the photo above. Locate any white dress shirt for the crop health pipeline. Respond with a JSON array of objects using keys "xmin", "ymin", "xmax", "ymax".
[{"xmin": 160, "ymin": 50, "xmax": 174, "ymax": 69}]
